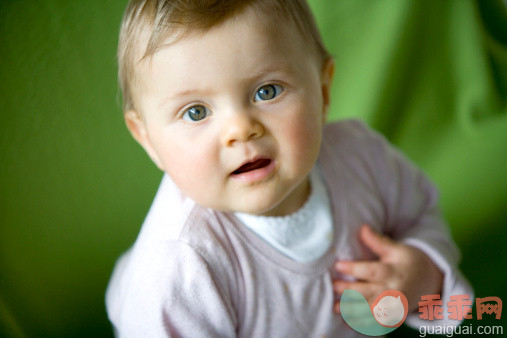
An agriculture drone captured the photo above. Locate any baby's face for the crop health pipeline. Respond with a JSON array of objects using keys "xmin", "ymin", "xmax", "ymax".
[{"xmin": 128, "ymin": 8, "xmax": 333, "ymax": 216}]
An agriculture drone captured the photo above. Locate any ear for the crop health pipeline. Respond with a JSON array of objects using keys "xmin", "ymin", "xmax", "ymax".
[
  {"xmin": 124, "ymin": 110, "xmax": 165, "ymax": 170},
  {"xmin": 320, "ymin": 57, "xmax": 335, "ymax": 123}
]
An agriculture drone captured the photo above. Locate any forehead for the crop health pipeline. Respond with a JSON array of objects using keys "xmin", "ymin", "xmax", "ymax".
[{"xmin": 135, "ymin": 7, "xmax": 318, "ymax": 90}]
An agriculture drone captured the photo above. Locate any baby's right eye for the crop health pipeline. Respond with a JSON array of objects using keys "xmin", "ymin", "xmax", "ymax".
[{"xmin": 182, "ymin": 105, "xmax": 211, "ymax": 122}]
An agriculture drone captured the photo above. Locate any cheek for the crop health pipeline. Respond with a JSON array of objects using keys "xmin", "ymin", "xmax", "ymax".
[
  {"xmin": 283, "ymin": 101, "xmax": 323, "ymax": 162},
  {"xmin": 155, "ymin": 134, "xmax": 219, "ymax": 196}
]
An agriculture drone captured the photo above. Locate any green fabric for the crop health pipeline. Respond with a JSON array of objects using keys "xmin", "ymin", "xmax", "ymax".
[{"xmin": 0, "ymin": 0, "xmax": 505, "ymax": 336}]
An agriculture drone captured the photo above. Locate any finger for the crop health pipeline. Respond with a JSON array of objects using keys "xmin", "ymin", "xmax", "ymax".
[
  {"xmin": 335, "ymin": 260, "xmax": 393, "ymax": 283},
  {"xmin": 334, "ymin": 301, "xmax": 340, "ymax": 314},
  {"xmin": 360, "ymin": 225, "xmax": 399, "ymax": 259}
]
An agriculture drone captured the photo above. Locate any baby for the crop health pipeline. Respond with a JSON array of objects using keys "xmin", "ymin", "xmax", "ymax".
[{"xmin": 106, "ymin": 0, "xmax": 472, "ymax": 336}]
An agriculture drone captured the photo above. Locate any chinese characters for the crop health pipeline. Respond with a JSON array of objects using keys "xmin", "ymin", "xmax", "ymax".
[{"xmin": 418, "ymin": 294, "xmax": 501, "ymax": 321}]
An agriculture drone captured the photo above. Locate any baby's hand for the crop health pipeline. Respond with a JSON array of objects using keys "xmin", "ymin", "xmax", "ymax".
[{"xmin": 333, "ymin": 225, "xmax": 443, "ymax": 314}]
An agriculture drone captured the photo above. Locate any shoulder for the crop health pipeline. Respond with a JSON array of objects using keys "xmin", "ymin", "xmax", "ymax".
[
  {"xmin": 106, "ymin": 236, "xmax": 237, "ymax": 336},
  {"xmin": 319, "ymin": 119, "xmax": 392, "ymax": 176},
  {"xmin": 322, "ymin": 118, "xmax": 387, "ymax": 152},
  {"xmin": 106, "ymin": 176, "xmax": 243, "ymax": 334},
  {"xmin": 106, "ymin": 198, "xmax": 241, "ymax": 305},
  {"xmin": 106, "ymin": 209, "xmax": 242, "ymax": 336}
]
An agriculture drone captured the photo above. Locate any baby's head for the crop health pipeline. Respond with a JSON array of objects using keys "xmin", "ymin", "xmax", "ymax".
[{"xmin": 118, "ymin": 0, "xmax": 334, "ymax": 216}]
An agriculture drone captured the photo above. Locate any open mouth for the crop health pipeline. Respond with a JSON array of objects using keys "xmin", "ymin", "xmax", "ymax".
[{"xmin": 232, "ymin": 158, "xmax": 272, "ymax": 175}]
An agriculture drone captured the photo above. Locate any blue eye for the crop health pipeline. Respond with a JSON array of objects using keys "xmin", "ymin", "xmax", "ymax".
[
  {"xmin": 254, "ymin": 84, "xmax": 283, "ymax": 101},
  {"xmin": 182, "ymin": 105, "xmax": 211, "ymax": 122}
]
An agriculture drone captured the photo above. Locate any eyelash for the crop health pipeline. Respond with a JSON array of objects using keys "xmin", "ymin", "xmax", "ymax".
[{"xmin": 180, "ymin": 83, "xmax": 285, "ymax": 123}]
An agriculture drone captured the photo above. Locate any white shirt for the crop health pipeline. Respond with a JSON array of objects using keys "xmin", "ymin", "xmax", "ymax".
[{"xmin": 235, "ymin": 167, "xmax": 333, "ymax": 263}]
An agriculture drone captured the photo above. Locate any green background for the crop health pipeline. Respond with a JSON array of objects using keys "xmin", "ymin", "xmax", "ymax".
[{"xmin": 1, "ymin": 0, "xmax": 505, "ymax": 336}]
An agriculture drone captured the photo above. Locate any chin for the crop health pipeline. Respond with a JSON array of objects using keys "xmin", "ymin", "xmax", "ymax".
[
  {"xmin": 236, "ymin": 204, "xmax": 275, "ymax": 216},
  {"xmin": 199, "ymin": 198, "xmax": 275, "ymax": 216},
  {"xmin": 233, "ymin": 196, "xmax": 283, "ymax": 216}
]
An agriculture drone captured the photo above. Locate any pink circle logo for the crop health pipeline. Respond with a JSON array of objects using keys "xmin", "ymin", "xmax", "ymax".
[{"xmin": 371, "ymin": 290, "xmax": 409, "ymax": 328}]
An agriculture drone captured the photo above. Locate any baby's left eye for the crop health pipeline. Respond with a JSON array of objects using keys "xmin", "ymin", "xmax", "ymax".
[{"xmin": 254, "ymin": 84, "xmax": 283, "ymax": 101}]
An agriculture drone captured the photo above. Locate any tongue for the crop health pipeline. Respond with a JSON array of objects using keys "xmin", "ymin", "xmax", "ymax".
[{"xmin": 234, "ymin": 159, "xmax": 271, "ymax": 174}]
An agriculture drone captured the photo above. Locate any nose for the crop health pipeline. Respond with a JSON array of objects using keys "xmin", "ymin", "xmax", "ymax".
[{"xmin": 221, "ymin": 111, "xmax": 264, "ymax": 147}]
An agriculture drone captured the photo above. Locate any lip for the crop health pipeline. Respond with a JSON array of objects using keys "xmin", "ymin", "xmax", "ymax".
[{"xmin": 230, "ymin": 156, "xmax": 276, "ymax": 183}]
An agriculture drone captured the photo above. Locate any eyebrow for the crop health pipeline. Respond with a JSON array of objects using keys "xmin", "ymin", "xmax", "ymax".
[
  {"xmin": 157, "ymin": 89, "xmax": 213, "ymax": 113},
  {"xmin": 169, "ymin": 89, "xmax": 209, "ymax": 100}
]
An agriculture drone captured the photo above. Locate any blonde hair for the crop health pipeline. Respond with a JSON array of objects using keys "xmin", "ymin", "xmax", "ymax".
[{"xmin": 118, "ymin": 0, "xmax": 330, "ymax": 112}]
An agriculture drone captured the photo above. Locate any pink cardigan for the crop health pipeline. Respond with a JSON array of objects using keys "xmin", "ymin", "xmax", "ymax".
[{"xmin": 106, "ymin": 119, "xmax": 472, "ymax": 337}]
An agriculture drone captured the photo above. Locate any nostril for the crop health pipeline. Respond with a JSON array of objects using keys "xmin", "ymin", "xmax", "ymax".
[
  {"xmin": 223, "ymin": 120, "xmax": 264, "ymax": 146},
  {"xmin": 249, "ymin": 123, "xmax": 264, "ymax": 140}
]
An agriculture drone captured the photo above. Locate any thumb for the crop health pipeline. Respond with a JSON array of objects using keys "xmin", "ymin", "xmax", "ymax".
[{"xmin": 359, "ymin": 224, "xmax": 397, "ymax": 258}]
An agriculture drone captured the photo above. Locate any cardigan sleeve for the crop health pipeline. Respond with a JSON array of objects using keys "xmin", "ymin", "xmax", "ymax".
[{"xmin": 353, "ymin": 120, "xmax": 474, "ymax": 328}]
